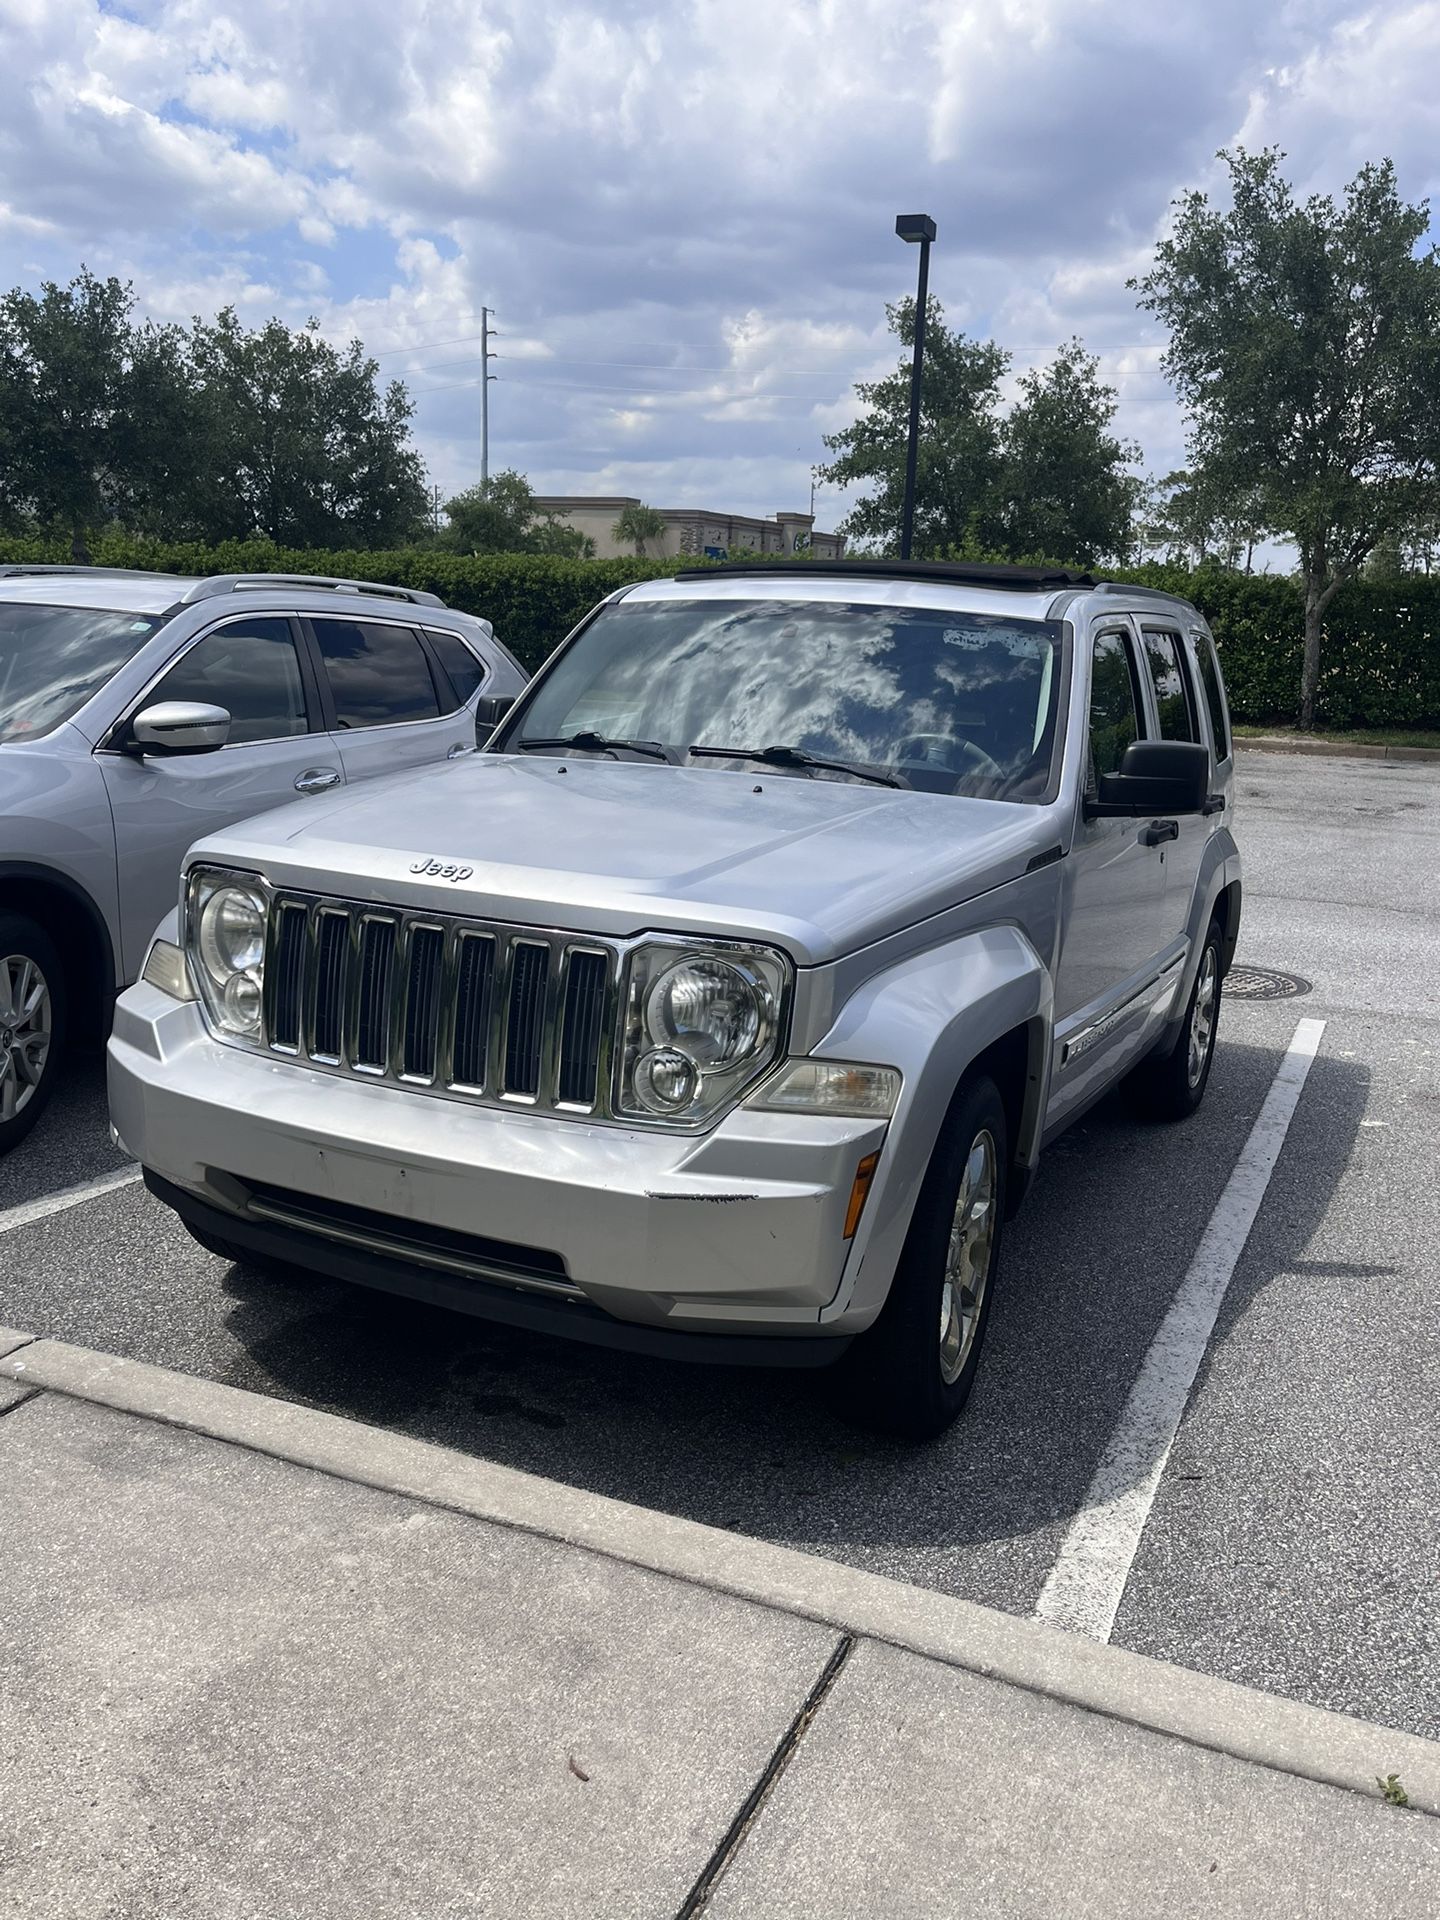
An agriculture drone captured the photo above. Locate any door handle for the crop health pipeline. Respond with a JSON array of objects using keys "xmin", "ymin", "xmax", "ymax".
[
  {"xmin": 447, "ymin": 742, "xmax": 475, "ymax": 760},
  {"xmin": 294, "ymin": 767, "xmax": 342, "ymax": 795},
  {"xmin": 1140, "ymin": 819, "xmax": 1179, "ymax": 846}
]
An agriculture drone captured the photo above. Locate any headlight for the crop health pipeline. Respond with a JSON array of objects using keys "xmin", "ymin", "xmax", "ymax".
[
  {"xmin": 619, "ymin": 940, "xmax": 789, "ymax": 1125},
  {"xmin": 186, "ymin": 868, "xmax": 269, "ymax": 1039}
]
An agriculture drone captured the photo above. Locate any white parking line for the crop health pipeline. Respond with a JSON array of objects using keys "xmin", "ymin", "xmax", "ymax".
[
  {"xmin": 1034, "ymin": 1016, "xmax": 1326, "ymax": 1643},
  {"xmin": 0, "ymin": 1165, "xmax": 143, "ymax": 1237}
]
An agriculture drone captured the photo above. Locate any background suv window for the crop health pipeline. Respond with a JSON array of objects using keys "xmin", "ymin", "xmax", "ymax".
[
  {"xmin": 311, "ymin": 618, "xmax": 441, "ymax": 729},
  {"xmin": 146, "ymin": 618, "xmax": 308, "ymax": 745},
  {"xmin": 1087, "ymin": 630, "xmax": 1142, "ymax": 787},
  {"xmin": 1140, "ymin": 629, "xmax": 1199, "ymax": 742},
  {"xmin": 424, "ymin": 627, "xmax": 487, "ymax": 707}
]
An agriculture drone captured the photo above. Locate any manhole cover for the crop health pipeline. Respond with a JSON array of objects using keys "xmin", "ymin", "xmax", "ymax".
[{"xmin": 1226, "ymin": 965, "xmax": 1312, "ymax": 1001}]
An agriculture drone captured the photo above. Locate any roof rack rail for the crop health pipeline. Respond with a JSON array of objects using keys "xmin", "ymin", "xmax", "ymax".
[
  {"xmin": 671, "ymin": 558, "xmax": 1095, "ymax": 590},
  {"xmin": 1091, "ymin": 581, "xmax": 1199, "ymax": 609},
  {"xmin": 0, "ymin": 564, "xmax": 180, "ymax": 581},
  {"xmin": 179, "ymin": 573, "xmax": 444, "ymax": 608}
]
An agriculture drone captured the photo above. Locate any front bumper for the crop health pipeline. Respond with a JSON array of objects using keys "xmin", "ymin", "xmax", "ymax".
[{"xmin": 108, "ymin": 985, "xmax": 889, "ymax": 1352}]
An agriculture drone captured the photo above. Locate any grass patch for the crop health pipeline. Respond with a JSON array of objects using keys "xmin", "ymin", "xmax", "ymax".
[{"xmin": 1234, "ymin": 723, "xmax": 1440, "ymax": 751}]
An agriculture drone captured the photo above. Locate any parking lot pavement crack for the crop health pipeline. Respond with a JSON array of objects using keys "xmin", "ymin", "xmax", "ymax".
[
  {"xmin": 674, "ymin": 1634, "xmax": 855, "ymax": 1918},
  {"xmin": 0, "ymin": 1382, "xmax": 40, "ymax": 1417}
]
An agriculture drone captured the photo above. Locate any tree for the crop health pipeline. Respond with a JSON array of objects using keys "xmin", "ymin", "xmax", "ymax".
[
  {"xmin": 993, "ymin": 341, "xmax": 1141, "ymax": 566},
  {"xmin": 0, "ymin": 270, "xmax": 176, "ymax": 557},
  {"xmin": 612, "ymin": 502, "xmax": 668, "ymax": 556},
  {"xmin": 188, "ymin": 310, "xmax": 428, "ymax": 547},
  {"xmin": 817, "ymin": 297, "xmax": 1007, "ymax": 556},
  {"xmin": 1133, "ymin": 148, "xmax": 1440, "ymax": 727},
  {"xmin": 441, "ymin": 472, "xmax": 594, "ymax": 556},
  {"xmin": 1139, "ymin": 467, "xmax": 1269, "ymax": 570},
  {"xmin": 816, "ymin": 302, "xmax": 1141, "ymax": 563}
]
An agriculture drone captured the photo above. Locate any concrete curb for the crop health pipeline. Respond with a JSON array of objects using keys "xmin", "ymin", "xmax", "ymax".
[
  {"xmin": 1237, "ymin": 735, "xmax": 1440, "ymax": 763},
  {"xmin": 5, "ymin": 1330, "xmax": 1437, "ymax": 1820}
]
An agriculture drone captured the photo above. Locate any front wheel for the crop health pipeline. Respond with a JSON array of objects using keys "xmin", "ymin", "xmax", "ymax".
[
  {"xmin": 0, "ymin": 914, "xmax": 66, "ymax": 1158},
  {"xmin": 838, "ymin": 1074, "xmax": 1008, "ymax": 1442},
  {"xmin": 1134, "ymin": 920, "xmax": 1222, "ymax": 1121}
]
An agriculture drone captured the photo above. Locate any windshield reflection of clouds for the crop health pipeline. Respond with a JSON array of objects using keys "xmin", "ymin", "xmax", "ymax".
[
  {"xmin": 0, "ymin": 605, "xmax": 161, "ymax": 744},
  {"xmin": 525, "ymin": 600, "xmax": 1063, "ymax": 801}
]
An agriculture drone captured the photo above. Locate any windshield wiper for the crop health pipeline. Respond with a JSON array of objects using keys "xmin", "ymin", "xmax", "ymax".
[
  {"xmin": 515, "ymin": 731, "xmax": 674, "ymax": 763},
  {"xmin": 687, "ymin": 743, "xmax": 907, "ymax": 789}
]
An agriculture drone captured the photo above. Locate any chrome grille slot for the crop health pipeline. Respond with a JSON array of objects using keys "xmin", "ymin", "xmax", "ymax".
[
  {"xmin": 401, "ymin": 925, "xmax": 445, "ymax": 1080},
  {"xmin": 264, "ymin": 894, "xmax": 620, "ymax": 1120},
  {"xmin": 451, "ymin": 931, "xmax": 495, "ymax": 1090},
  {"xmin": 504, "ymin": 942, "xmax": 550, "ymax": 1098},
  {"xmin": 354, "ymin": 916, "xmax": 398, "ymax": 1070},
  {"xmin": 268, "ymin": 902, "xmax": 307, "ymax": 1052},
  {"xmin": 558, "ymin": 950, "xmax": 608, "ymax": 1107},
  {"xmin": 311, "ymin": 910, "xmax": 349, "ymax": 1060}
]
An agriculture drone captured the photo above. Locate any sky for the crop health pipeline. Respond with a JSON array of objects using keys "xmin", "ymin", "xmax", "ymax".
[{"xmin": 1, "ymin": 0, "xmax": 1438, "ymax": 539}]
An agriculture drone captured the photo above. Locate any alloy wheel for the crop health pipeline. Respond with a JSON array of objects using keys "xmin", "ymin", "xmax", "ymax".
[
  {"xmin": 1187, "ymin": 945, "xmax": 1218, "ymax": 1088},
  {"xmin": 0, "ymin": 953, "xmax": 53, "ymax": 1123},
  {"xmin": 938, "ymin": 1128, "xmax": 997, "ymax": 1385}
]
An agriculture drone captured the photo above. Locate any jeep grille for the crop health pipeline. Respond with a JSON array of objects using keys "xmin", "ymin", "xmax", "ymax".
[{"xmin": 263, "ymin": 894, "xmax": 617, "ymax": 1115}]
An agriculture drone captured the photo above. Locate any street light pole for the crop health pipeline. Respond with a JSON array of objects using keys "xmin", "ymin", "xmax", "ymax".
[{"xmin": 895, "ymin": 214, "xmax": 936, "ymax": 562}]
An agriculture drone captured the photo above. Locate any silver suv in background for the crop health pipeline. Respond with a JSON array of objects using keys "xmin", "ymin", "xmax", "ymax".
[
  {"xmin": 0, "ymin": 566, "xmax": 524, "ymax": 1153},
  {"xmin": 112, "ymin": 560, "xmax": 1241, "ymax": 1439}
]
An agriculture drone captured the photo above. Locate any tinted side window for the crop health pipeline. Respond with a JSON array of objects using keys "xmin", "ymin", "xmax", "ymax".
[
  {"xmin": 311, "ymin": 619, "xmax": 441, "ymax": 729},
  {"xmin": 1140, "ymin": 628, "xmax": 1199, "ymax": 743},
  {"xmin": 425, "ymin": 628, "xmax": 487, "ymax": 706},
  {"xmin": 147, "ymin": 618, "xmax": 308, "ymax": 745},
  {"xmin": 1088, "ymin": 630, "xmax": 1142, "ymax": 787},
  {"xmin": 1196, "ymin": 634, "xmax": 1231, "ymax": 760}
]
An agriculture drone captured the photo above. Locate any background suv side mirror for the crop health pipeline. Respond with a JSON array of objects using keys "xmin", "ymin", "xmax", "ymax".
[
  {"xmin": 129, "ymin": 702, "xmax": 232, "ymax": 756},
  {"xmin": 1086, "ymin": 739, "xmax": 1210, "ymax": 818},
  {"xmin": 475, "ymin": 693, "xmax": 515, "ymax": 745}
]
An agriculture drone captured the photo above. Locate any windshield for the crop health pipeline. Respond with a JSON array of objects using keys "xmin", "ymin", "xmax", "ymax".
[
  {"xmin": 510, "ymin": 598, "xmax": 1065, "ymax": 801},
  {"xmin": 0, "ymin": 602, "xmax": 163, "ymax": 745}
]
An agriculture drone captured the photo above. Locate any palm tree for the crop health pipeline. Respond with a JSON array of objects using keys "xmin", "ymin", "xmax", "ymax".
[{"xmin": 612, "ymin": 502, "xmax": 668, "ymax": 557}]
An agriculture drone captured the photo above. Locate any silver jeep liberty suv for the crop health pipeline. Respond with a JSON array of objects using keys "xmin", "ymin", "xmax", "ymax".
[{"xmin": 109, "ymin": 560, "xmax": 1241, "ymax": 1439}]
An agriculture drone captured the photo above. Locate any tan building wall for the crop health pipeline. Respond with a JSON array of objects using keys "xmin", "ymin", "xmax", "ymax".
[{"xmin": 532, "ymin": 497, "xmax": 845, "ymax": 562}]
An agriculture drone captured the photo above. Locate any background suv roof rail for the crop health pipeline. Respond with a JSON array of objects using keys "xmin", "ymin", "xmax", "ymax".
[
  {"xmin": 1091, "ymin": 582, "xmax": 1199, "ymax": 610},
  {"xmin": 0, "ymin": 564, "xmax": 180, "ymax": 581},
  {"xmin": 671, "ymin": 559, "xmax": 1096, "ymax": 590},
  {"xmin": 179, "ymin": 573, "xmax": 445, "ymax": 608}
]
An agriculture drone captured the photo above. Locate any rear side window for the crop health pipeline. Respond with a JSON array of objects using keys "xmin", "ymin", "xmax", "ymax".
[
  {"xmin": 311, "ymin": 619, "xmax": 441, "ymax": 729},
  {"xmin": 147, "ymin": 618, "xmax": 309, "ymax": 745},
  {"xmin": 1196, "ymin": 634, "xmax": 1231, "ymax": 760},
  {"xmin": 1087, "ymin": 630, "xmax": 1143, "ymax": 786},
  {"xmin": 1139, "ymin": 629, "xmax": 1199, "ymax": 743},
  {"xmin": 425, "ymin": 628, "xmax": 488, "ymax": 705}
]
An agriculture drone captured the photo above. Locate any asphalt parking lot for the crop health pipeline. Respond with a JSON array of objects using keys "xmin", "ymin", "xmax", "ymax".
[{"xmin": 2, "ymin": 749, "xmax": 1436, "ymax": 1745}]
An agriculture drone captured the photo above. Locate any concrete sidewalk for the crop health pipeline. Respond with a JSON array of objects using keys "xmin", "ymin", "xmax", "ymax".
[{"xmin": 2, "ymin": 1327, "xmax": 1436, "ymax": 1918}]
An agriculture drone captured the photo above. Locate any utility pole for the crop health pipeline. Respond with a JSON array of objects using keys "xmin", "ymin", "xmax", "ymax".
[
  {"xmin": 894, "ymin": 214, "xmax": 936, "ymax": 561},
  {"xmin": 480, "ymin": 307, "xmax": 497, "ymax": 490}
]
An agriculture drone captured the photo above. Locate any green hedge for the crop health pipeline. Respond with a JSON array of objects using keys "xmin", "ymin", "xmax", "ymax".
[{"xmin": 4, "ymin": 535, "xmax": 1438, "ymax": 727}]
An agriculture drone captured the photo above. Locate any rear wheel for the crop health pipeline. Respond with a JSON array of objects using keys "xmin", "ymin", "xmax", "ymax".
[
  {"xmin": 1134, "ymin": 920, "xmax": 1222, "ymax": 1120},
  {"xmin": 0, "ymin": 914, "xmax": 66, "ymax": 1158},
  {"xmin": 839, "ymin": 1074, "xmax": 1007, "ymax": 1442}
]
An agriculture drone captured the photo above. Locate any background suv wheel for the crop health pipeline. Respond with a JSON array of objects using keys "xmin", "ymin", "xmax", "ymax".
[{"xmin": 0, "ymin": 912, "xmax": 66, "ymax": 1157}]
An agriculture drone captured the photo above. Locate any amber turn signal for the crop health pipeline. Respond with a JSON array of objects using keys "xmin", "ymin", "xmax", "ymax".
[{"xmin": 843, "ymin": 1151, "xmax": 881, "ymax": 1240}]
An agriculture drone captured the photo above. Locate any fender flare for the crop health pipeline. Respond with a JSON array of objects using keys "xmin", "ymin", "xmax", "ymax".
[
  {"xmin": 814, "ymin": 924, "xmax": 1052, "ymax": 1328},
  {"xmin": 0, "ymin": 861, "xmax": 117, "ymax": 1015}
]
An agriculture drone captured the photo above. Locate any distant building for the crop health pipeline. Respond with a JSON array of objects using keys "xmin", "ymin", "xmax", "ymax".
[{"xmin": 531, "ymin": 496, "xmax": 845, "ymax": 562}]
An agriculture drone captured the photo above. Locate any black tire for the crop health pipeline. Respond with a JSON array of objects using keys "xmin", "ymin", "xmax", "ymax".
[
  {"xmin": 1133, "ymin": 919, "xmax": 1223, "ymax": 1121},
  {"xmin": 0, "ymin": 912, "xmax": 66, "ymax": 1159},
  {"xmin": 838, "ymin": 1074, "xmax": 1008, "ymax": 1442}
]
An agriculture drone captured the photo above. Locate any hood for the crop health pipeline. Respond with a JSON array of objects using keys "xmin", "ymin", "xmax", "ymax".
[{"xmin": 191, "ymin": 754, "xmax": 1055, "ymax": 966}]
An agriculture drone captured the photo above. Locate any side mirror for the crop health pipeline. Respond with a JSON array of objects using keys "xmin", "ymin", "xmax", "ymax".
[
  {"xmin": 475, "ymin": 693, "xmax": 515, "ymax": 746},
  {"xmin": 130, "ymin": 701, "xmax": 232, "ymax": 756},
  {"xmin": 1086, "ymin": 740, "xmax": 1209, "ymax": 818}
]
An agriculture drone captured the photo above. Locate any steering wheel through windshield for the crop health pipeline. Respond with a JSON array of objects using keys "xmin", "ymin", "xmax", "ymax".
[{"xmin": 890, "ymin": 732, "xmax": 1006, "ymax": 784}]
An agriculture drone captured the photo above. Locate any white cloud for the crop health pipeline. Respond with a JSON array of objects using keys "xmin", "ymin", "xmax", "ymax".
[{"xmin": 0, "ymin": 0, "xmax": 1435, "ymax": 525}]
